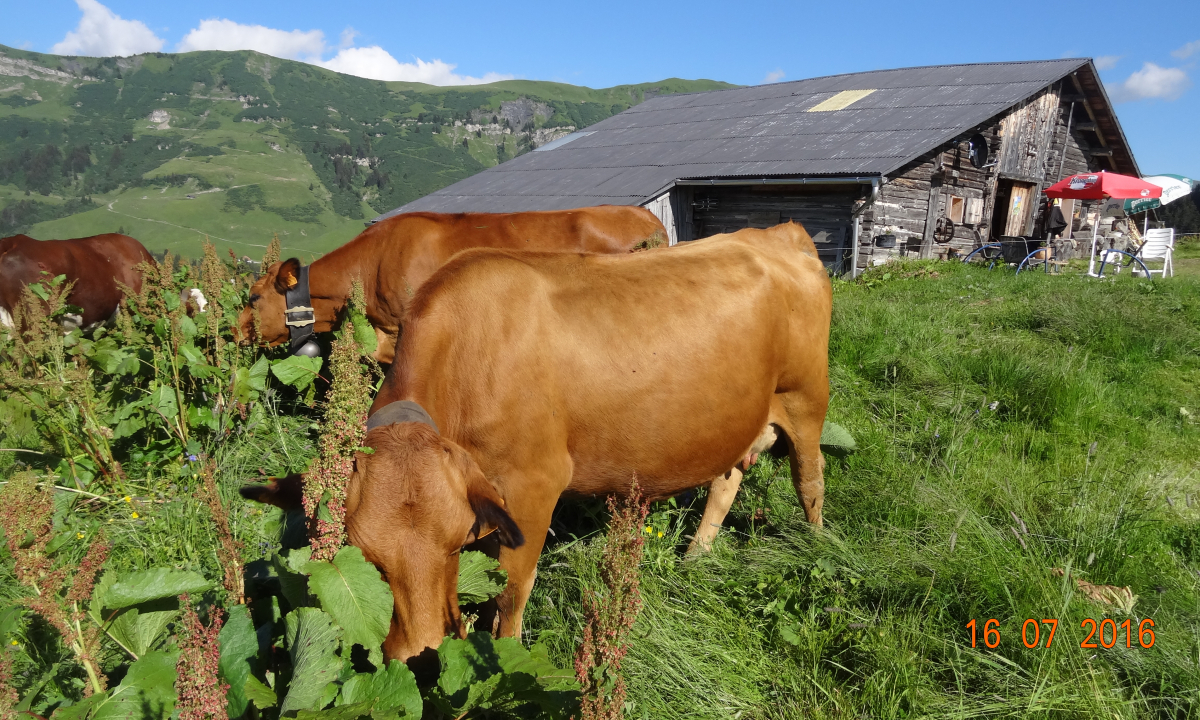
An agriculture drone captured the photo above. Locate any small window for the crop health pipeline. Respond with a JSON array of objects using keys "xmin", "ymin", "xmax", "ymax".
[
  {"xmin": 948, "ymin": 196, "xmax": 965, "ymax": 224},
  {"xmin": 964, "ymin": 197, "xmax": 983, "ymax": 224}
]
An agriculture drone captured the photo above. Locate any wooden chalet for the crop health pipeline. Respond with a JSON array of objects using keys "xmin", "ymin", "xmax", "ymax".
[{"xmin": 378, "ymin": 59, "xmax": 1137, "ymax": 275}]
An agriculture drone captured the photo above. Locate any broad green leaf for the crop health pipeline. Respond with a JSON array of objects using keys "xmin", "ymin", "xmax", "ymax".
[
  {"xmin": 304, "ymin": 546, "xmax": 393, "ymax": 650},
  {"xmin": 287, "ymin": 546, "xmax": 314, "ymax": 572},
  {"xmin": 50, "ymin": 693, "xmax": 107, "ymax": 720},
  {"xmin": 187, "ymin": 404, "xmax": 218, "ymax": 431},
  {"xmin": 177, "ymin": 315, "xmax": 197, "ymax": 341},
  {"xmin": 178, "ymin": 343, "xmax": 204, "ymax": 365},
  {"xmin": 272, "ymin": 355, "xmax": 324, "ymax": 391},
  {"xmin": 87, "ymin": 338, "xmax": 129, "ymax": 374},
  {"xmin": 244, "ymin": 675, "xmax": 278, "ymax": 710},
  {"xmin": 106, "ymin": 605, "xmax": 177, "ymax": 657},
  {"xmin": 113, "ymin": 414, "xmax": 146, "ymax": 440},
  {"xmin": 234, "ymin": 356, "xmax": 271, "ymax": 403},
  {"xmin": 433, "ymin": 632, "xmax": 578, "ymax": 718},
  {"xmin": 149, "ymin": 385, "xmax": 178, "ymax": 422},
  {"xmin": 91, "ymin": 650, "xmax": 177, "ymax": 720},
  {"xmin": 339, "ymin": 661, "xmax": 421, "ymax": 718},
  {"xmin": 457, "ymin": 551, "xmax": 508, "ymax": 605},
  {"xmin": 97, "ymin": 568, "xmax": 211, "ymax": 610},
  {"xmin": 498, "ymin": 641, "xmax": 579, "ymax": 693},
  {"xmin": 219, "ymin": 604, "xmax": 259, "ymax": 718},
  {"xmin": 349, "ymin": 314, "xmax": 377, "ymax": 355},
  {"xmin": 820, "ymin": 421, "xmax": 857, "ymax": 458},
  {"xmin": 280, "ymin": 608, "xmax": 343, "ymax": 715},
  {"xmin": 296, "ymin": 701, "xmax": 375, "ymax": 720},
  {"xmin": 273, "ymin": 549, "xmax": 312, "ymax": 609},
  {"xmin": 248, "ymin": 355, "xmax": 269, "ymax": 391},
  {"xmin": 28, "ymin": 283, "xmax": 49, "ymax": 301}
]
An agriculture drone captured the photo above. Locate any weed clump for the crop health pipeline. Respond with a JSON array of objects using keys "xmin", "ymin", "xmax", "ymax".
[
  {"xmin": 575, "ymin": 479, "xmax": 649, "ymax": 720},
  {"xmin": 303, "ymin": 282, "xmax": 374, "ymax": 560},
  {"xmin": 173, "ymin": 595, "xmax": 227, "ymax": 720},
  {"xmin": 0, "ymin": 473, "xmax": 109, "ymax": 695}
]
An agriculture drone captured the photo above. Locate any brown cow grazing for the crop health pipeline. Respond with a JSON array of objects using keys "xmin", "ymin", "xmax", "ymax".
[
  {"xmin": 242, "ymin": 222, "xmax": 832, "ymax": 665},
  {"xmin": 235, "ymin": 206, "xmax": 666, "ymax": 362},
  {"xmin": 0, "ymin": 233, "xmax": 153, "ymax": 330}
]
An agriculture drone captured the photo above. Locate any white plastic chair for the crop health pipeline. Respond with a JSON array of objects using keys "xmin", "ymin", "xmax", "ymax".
[{"xmin": 1136, "ymin": 228, "xmax": 1175, "ymax": 278}]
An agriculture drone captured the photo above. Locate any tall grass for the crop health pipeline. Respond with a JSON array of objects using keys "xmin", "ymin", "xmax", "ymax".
[{"xmin": 525, "ymin": 262, "xmax": 1200, "ymax": 719}]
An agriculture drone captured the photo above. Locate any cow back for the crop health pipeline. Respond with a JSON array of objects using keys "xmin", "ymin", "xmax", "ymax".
[{"xmin": 382, "ymin": 222, "xmax": 831, "ymax": 498}]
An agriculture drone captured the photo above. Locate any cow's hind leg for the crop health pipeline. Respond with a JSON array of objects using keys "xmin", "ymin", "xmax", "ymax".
[
  {"xmin": 686, "ymin": 466, "xmax": 743, "ymax": 556},
  {"xmin": 776, "ymin": 394, "xmax": 827, "ymax": 526}
]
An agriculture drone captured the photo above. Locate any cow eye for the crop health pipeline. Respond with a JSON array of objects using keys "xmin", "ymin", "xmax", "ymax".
[{"xmin": 249, "ymin": 294, "xmax": 261, "ymax": 305}]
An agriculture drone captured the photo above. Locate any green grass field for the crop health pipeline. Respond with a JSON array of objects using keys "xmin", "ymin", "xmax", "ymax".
[
  {"xmin": 1, "ymin": 260, "xmax": 1197, "ymax": 718},
  {"xmin": 522, "ymin": 261, "xmax": 1200, "ymax": 718}
]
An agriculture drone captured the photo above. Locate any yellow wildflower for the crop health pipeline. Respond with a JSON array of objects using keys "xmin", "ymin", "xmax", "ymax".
[
  {"xmin": 657, "ymin": 532, "xmax": 664, "ymax": 538},
  {"xmin": 123, "ymin": 496, "xmax": 132, "ymax": 503},
  {"xmin": 76, "ymin": 532, "xmax": 85, "ymax": 539},
  {"xmin": 9, "ymin": 640, "xmax": 16, "ymax": 646},
  {"xmin": 131, "ymin": 512, "xmax": 139, "ymax": 519},
  {"xmin": 644, "ymin": 525, "xmax": 653, "ymax": 534}
]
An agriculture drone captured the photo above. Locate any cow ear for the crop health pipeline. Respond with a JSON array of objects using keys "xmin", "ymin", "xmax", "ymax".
[
  {"xmin": 346, "ymin": 453, "xmax": 365, "ymax": 516},
  {"xmin": 239, "ymin": 473, "xmax": 305, "ymax": 511},
  {"xmin": 466, "ymin": 491, "xmax": 524, "ymax": 549},
  {"xmin": 455, "ymin": 452, "xmax": 523, "ymax": 549},
  {"xmin": 274, "ymin": 258, "xmax": 302, "ymax": 294}
]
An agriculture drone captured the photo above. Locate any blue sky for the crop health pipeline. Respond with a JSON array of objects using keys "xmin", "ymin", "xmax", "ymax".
[{"xmin": 4, "ymin": 0, "xmax": 1198, "ymax": 177}]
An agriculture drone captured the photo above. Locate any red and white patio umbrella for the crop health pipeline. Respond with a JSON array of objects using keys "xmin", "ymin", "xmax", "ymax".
[{"xmin": 1044, "ymin": 171, "xmax": 1163, "ymax": 276}]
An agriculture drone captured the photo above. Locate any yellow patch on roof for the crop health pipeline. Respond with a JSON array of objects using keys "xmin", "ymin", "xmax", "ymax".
[{"xmin": 807, "ymin": 89, "xmax": 877, "ymax": 112}]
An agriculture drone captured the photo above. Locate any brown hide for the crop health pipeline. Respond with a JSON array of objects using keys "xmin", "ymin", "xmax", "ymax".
[
  {"xmin": 0, "ymin": 233, "xmax": 153, "ymax": 328},
  {"xmin": 236, "ymin": 206, "xmax": 666, "ymax": 363},
  {"xmin": 351, "ymin": 223, "xmax": 831, "ymax": 663}
]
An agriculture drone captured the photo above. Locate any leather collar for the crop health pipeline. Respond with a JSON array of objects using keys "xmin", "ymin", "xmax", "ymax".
[
  {"xmin": 284, "ymin": 265, "xmax": 315, "ymax": 354},
  {"xmin": 366, "ymin": 401, "xmax": 439, "ymax": 433}
]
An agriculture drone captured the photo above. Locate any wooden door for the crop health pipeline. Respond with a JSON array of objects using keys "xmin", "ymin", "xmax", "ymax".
[{"xmin": 1004, "ymin": 182, "xmax": 1035, "ymax": 236}]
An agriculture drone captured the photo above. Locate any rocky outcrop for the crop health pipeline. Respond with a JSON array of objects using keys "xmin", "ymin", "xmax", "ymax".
[{"xmin": 499, "ymin": 98, "xmax": 552, "ymax": 130}]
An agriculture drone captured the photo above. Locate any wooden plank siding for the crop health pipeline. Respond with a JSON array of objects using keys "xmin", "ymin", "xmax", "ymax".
[
  {"xmin": 857, "ymin": 76, "xmax": 1110, "ymax": 271},
  {"xmin": 686, "ymin": 185, "xmax": 860, "ymax": 273}
]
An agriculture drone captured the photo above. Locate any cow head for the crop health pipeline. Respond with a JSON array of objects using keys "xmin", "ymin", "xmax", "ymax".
[
  {"xmin": 239, "ymin": 421, "xmax": 523, "ymax": 671},
  {"xmin": 346, "ymin": 422, "xmax": 522, "ymax": 667},
  {"xmin": 235, "ymin": 258, "xmax": 301, "ymax": 346}
]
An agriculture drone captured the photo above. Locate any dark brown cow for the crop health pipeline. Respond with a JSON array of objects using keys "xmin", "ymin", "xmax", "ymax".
[
  {"xmin": 243, "ymin": 222, "xmax": 832, "ymax": 665},
  {"xmin": 236, "ymin": 206, "xmax": 666, "ymax": 363},
  {"xmin": 0, "ymin": 233, "xmax": 153, "ymax": 330}
]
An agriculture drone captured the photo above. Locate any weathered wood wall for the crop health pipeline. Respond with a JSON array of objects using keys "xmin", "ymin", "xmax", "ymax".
[
  {"xmin": 686, "ymin": 185, "xmax": 859, "ymax": 273},
  {"xmin": 857, "ymin": 75, "xmax": 1111, "ymax": 271}
]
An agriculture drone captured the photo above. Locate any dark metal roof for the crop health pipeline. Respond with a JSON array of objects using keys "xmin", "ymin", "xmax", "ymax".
[{"xmin": 380, "ymin": 59, "xmax": 1109, "ymax": 218}]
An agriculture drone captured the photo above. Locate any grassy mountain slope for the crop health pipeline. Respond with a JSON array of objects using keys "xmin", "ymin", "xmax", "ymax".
[{"xmin": 0, "ymin": 44, "xmax": 734, "ymax": 258}]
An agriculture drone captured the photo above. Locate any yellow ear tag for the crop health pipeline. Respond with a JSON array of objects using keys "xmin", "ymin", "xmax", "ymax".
[{"xmin": 285, "ymin": 274, "xmax": 299, "ymax": 289}]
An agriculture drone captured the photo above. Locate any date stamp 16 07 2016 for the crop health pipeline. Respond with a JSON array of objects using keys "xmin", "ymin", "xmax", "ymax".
[{"xmin": 966, "ymin": 618, "xmax": 1156, "ymax": 649}]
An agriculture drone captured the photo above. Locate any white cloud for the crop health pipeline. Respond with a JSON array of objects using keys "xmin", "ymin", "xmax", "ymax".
[
  {"xmin": 172, "ymin": 17, "xmax": 509, "ymax": 85},
  {"xmin": 1108, "ymin": 62, "xmax": 1191, "ymax": 102},
  {"xmin": 762, "ymin": 69, "xmax": 785, "ymax": 84},
  {"xmin": 50, "ymin": 0, "xmax": 164, "ymax": 57},
  {"xmin": 319, "ymin": 46, "xmax": 511, "ymax": 85},
  {"xmin": 1093, "ymin": 55, "xmax": 1121, "ymax": 70},
  {"xmin": 177, "ymin": 19, "xmax": 325, "ymax": 62},
  {"xmin": 1173, "ymin": 40, "xmax": 1200, "ymax": 59}
]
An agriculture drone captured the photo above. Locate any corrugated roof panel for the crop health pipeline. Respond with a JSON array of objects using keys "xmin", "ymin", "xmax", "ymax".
[{"xmin": 377, "ymin": 59, "xmax": 1101, "ymax": 219}]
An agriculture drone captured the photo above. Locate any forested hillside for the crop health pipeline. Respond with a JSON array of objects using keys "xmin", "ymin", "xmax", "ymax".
[{"xmin": 0, "ymin": 45, "xmax": 733, "ymax": 257}]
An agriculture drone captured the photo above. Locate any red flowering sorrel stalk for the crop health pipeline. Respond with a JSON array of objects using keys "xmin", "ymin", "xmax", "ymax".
[
  {"xmin": 174, "ymin": 594, "xmax": 228, "ymax": 720},
  {"xmin": 0, "ymin": 473, "xmax": 109, "ymax": 696},
  {"xmin": 574, "ymin": 478, "xmax": 650, "ymax": 720},
  {"xmin": 0, "ymin": 647, "xmax": 19, "ymax": 719},
  {"xmin": 303, "ymin": 291, "xmax": 373, "ymax": 561}
]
